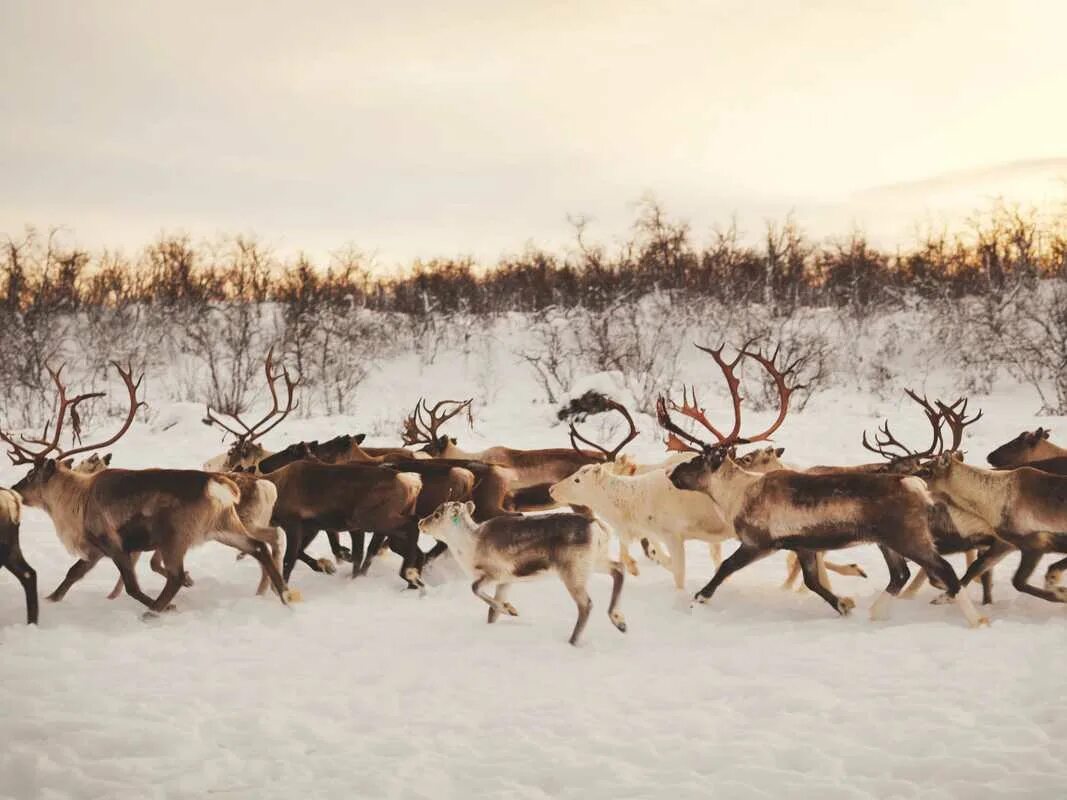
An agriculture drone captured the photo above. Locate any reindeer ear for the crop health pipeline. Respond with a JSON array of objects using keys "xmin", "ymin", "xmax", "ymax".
[
  {"xmin": 464, "ymin": 500, "xmax": 476, "ymax": 515},
  {"xmin": 1040, "ymin": 428, "xmax": 1051, "ymax": 440},
  {"xmin": 354, "ymin": 433, "xmax": 366, "ymax": 444},
  {"xmin": 101, "ymin": 453, "xmax": 112, "ymax": 465},
  {"xmin": 61, "ymin": 458, "xmax": 74, "ymax": 469},
  {"xmin": 774, "ymin": 447, "xmax": 785, "ymax": 457}
]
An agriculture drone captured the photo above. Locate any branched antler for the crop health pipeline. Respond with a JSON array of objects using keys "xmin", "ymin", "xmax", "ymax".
[
  {"xmin": 862, "ymin": 389, "xmax": 947, "ymax": 463},
  {"xmin": 1, "ymin": 362, "xmax": 144, "ymax": 466},
  {"xmin": 566, "ymin": 394, "xmax": 638, "ymax": 461},
  {"xmin": 401, "ymin": 398, "xmax": 473, "ymax": 446},
  {"xmin": 204, "ymin": 348, "xmax": 300, "ymax": 445},
  {"xmin": 936, "ymin": 397, "xmax": 984, "ymax": 453}
]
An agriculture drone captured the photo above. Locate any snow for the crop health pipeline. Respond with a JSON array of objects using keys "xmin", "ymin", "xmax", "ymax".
[{"xmin": 3, "ymin": 341, "xmax": 1067, "ymax": 799}]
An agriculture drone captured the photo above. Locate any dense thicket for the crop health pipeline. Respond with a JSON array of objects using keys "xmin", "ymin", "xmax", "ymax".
[{"xmin": 2, "ymin": 199, "xmax": 1066, "ymax": 424}]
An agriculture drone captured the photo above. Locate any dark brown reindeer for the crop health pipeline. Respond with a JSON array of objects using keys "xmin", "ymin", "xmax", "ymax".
[
  {"xmin": 920, "ymin": 401, "xmax": 1067, "ymax": 603},
  {"xmin": 0, "ymin": 487, "xmax": 37, "ymax": 624},
  {"xmin": 1, "ymin": 363, "xmax": 291, "ymax": 617},
  {"xmin": 986, "ymin": 427, "xmax": 1067, "ymax": 469},
  {"xmin": 659, "ymin": 345, "xmax": 987, "ymax": 627}
]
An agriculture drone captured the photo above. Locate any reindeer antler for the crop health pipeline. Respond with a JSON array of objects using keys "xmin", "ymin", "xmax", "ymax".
[
  {"xmin": 204, "ymin": 348, "xmax": 300, "ymax": 445},
  {"xmin": 401, "ymin": 398, "xmax": 473, "ymax": 446},
  {"xmin": 567, "ymin": 396, "xmax": 639, "ymax": 461},
  {"xmin": 936, "ymin": 397, "xmax": 983, "ymax": 453},
  {"xmin": 1, "ymin": 363, "xmax": 144, "ymax": 466},
  {"xmin": 656, "ymin": 341, "xmax": 802, "ymax": 455},
  {"xmin": 862, "ymin": 389, "xmax": 947, "ymax": 463}
]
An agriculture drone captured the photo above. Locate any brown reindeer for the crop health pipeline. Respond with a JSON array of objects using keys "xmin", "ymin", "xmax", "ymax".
[
  {"xmin": 986, "ymin": 427, "xmax": 1067, "ymax": 469},
  {"xmin": 658, "ymin": 344, "xmax": 987, "ymax": 627},
  {"xmin": 53, "ymin": 456, "xmax": 285, "ymax": 602},
  {"xmin": 1, "ymin": 363, "xmax": 291, "ymax": 616},
  {"xmin": 0, "ymin": 487, "xmax": 37, "ymax": 624},
  {"xmin": 920, "ymin": 402, "xmax": 1067, "ymax": 603},
  {"xmin": 401, "ymin": 397, "xmax": 637, "ymax": 493}
]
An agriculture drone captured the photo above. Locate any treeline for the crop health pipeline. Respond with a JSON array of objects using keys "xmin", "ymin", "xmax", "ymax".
[{"xmin": 4, "ymin": 199, "xmax": 1066, "ymax": 317}]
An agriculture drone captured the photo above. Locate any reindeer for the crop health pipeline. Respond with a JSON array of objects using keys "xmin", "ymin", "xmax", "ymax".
[
  {"xmin": 986, "ymin": 427, "xmax": 1067, "ymax": 468},
  {"xmin": 56, "ymin": 455, "xmax": 285, "ymax": 601},
  {"xmin": 418, "ymin": 500, "xmax": 627, "ymax": 645},
  {"xmin": 659, "ymin": 344, "xmax": 987, "ymax": 627},
  {"xmin": 401, "ymin": 397, "xmax": 637, "ymax": 493},
  {"xmin": 918, "ymin": 402, "xmax": 1067, "ymax": 603},
  {"xmin": 1, "ymin": 363, "xmax": 292, "ymax": 616},
  {"xmin": 1, "ymin": 487, "xmax": 37, "ymax": 624}
]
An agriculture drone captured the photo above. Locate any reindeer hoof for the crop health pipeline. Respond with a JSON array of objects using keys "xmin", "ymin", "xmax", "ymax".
[
  {"xmin": 182, "ymin": 573, "xmax": 194, "ymax": 587},
  {"xmin": 141, "ymin": 610, "xmax": 160, "ymax": 621},
  {"xmin": 1045, "ymin": 571, "xmax": 1064, "ymax": 590},
  {"xmin": 334, "ymin": 546, "xmax": 353, "ymax": 563},
  {"xmin": 283, "ymin": 588, "xmax": 303, "ymax": 603},
  {"xmin": 837, "ymin": 597, "xmax": 855, "ymax": 616},
  {"xmin": 850, "ymin": 565, "xmax": 868, "ymax": 579},
  {"xmin": 611, "ymin": 611, "xmax": 627, "ymax": 633},
  {"xmin": 693, "ymin": 593, "xmax": 709, "ymax": 605},
  {"xmin": 1053, "ymin": 586, "xmax": 1067, "ymax": 602},
  {"xmin": 974, "ymin": 616, "xmax": 991, "ymax": 628},
  {"xmin": 503, "ymin": 602, "xmax": 519, "ymax": 617},
  {"xmin": 46, "ymin": 593, "xmax": 62, "ymax": 603},
  {"xmin": 317, "ymin": 558, "xmax": 337, "ymax": 575},
  {"xmin": 627, "ymin": 562, "xmax": 640, "ymax": 577},
  {"xmin": 930, "ymin": 592, "xmax": 954, "ymax": 605}
]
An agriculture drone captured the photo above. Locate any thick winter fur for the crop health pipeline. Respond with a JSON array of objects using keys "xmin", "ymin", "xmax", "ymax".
[
  {"xmin": 668, "ymin": 453, "xmax": 987, "ymax": 627},
  {"xmin": 0, "ymin": 487, "xmax": 37, "ymax": 624},
  {"xmin": 920, "ymin": 453, "xmax": 1067, "ymax": 602},
  {"xmin": 14, "ymin": 460, "xmax": 290, "ymax": 614},
  {"xmin": 418, "ymin": 501, "xmax": 627, "ymax": 645}
]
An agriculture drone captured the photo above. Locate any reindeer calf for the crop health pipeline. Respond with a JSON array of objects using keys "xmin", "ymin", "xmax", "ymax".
[{"xmin": 418, "ymin": 501, "xmax": 628, "ymax": 645}]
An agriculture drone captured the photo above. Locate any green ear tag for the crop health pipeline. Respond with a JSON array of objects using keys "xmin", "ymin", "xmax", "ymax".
[{"xmin": 451, "ymin": 511, "xmax": 461, "ymax": 524}]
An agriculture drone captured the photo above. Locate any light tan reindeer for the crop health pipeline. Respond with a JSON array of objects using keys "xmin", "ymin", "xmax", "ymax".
[
  {"xmin": 1, "ymin": 363, "xmax": 292, "ymax": 616},
  {"xmin": 0, "ymin": 486, "xmax": 36, "ymax": 624},
  {"xmin": 659, "ymin": 345, "xmax": 987, "ymax": 627}
]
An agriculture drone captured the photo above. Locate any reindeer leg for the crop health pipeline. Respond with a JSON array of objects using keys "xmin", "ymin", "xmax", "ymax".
[
  {"xmin": 327, "ymin": 530, "xmax": 352, "ymax": 563},
  {"xmin": 561, "ymin": 568, "xmax": 593, "ymax": 646},
  {"xmin": 3, "ymin": 541, "xmax": 38, "ymax": 624},
  {"xmin": 111, "ymin": 550, "xmax": 161, "ymax": 610},
  {"xmin": 399, "ymin": 523, "xmax": 427, "ymax": 589},
  {"xmin": 487, "ymin": 583, "xmax": 516, "ymax": 623},
  {"xmin": 709, "ymin": 541, "xmax": 723, "ymax": 569},
  {"xmin": 900, "ymin": 568, "xmax": 928, "ymax": 599},
  {"xmin": 667, "ymin": 533, "xmax": 687, "ymax": 591},
  {"xmin": 913, "ymin": 551, "xmax": 987, "ymax": 627},
  {"xmin": 49, "ymin": 553, "xmax": 102, "ymax": 602},
  {"xmin": 694, "ymin": 542, "xmax": 771, "ymax": 604},
  {"xmin": 1011, "ymin": 549, "xmax": 1066, "ymax": 603},
  {"xmin": 150, "ymin": 549, "xmax": 192, "ymax": 588},
  {"xmin": 942, "ymin": 539, "xmax": 1015, "ymax": 605},
  {"xmin": 356, "ymin": 531, "xmax": 388, "ymax": 577},
  {"xmin": 471, "ymin": 575, "xmax": 512, "ymax": 616},
  {"xmin": 348, "ymin": 532, "xmax": 366, "ymax": 577},
  {"xmin": 281, "ymin": 520, "xmax": 305, "ymax": 582},
  {"xmin": 796, "ymin": 549, "xmax": 854, "ymax": 616},
  {"xmin": 781, "ymin": 552, "xmax": 802, "ymax": 591},
  {"xmin": 1043, "ymin": 554, "xmax": 1067, "ymax": 592},
  {"xmin": 869, "ymin": 546, "xmax": 910, "ymax": 621},
  {"xmin": 822, "ymin": 559, "xmax": 867, "ymax": 579},
  {"xmin": 299, "ymin": 529, "xmax": 336, "ymax": 574}
]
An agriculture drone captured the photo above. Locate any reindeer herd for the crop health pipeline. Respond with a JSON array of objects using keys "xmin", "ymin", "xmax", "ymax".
[{"xmin": 3, "ymin": 343, "xmax": 1067, "ymax": 644}]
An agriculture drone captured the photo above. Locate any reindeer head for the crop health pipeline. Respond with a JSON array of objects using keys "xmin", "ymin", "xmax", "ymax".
[
  {"xmin": 548, "ymin": 463, "xmax": 605, "ymax": 504},
  {"xmin": 2, "ymin": 363, "xmax": 143, "ymax": 506},
  {"xmin": 987, "ymin": 427, "xmax": 1053, "ymax": 468},
  {"xmin": 73, "ymin": 452, "xmax": 112, "ymax": 474},
  {"xmin": 865, "ymin": 393, "xmax": 982, "ymax": 478},
  {"xmin": 417, "ymin": 500, "xmax": 477, "ymax": 539},
  {"xmin": 658, "ymin": 342, "xmax": 800, "ymax": 491}
]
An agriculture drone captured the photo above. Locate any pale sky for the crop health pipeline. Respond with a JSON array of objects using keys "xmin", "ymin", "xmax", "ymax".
[{"xmin": 2, "ymin": 0, "xmax": 1066, "ymax": 267}]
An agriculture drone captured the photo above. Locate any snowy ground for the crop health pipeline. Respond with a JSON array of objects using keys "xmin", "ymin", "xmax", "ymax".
[{"xmin": 2, "ymin": 358, "xmax": 1067, "ymax": 799}]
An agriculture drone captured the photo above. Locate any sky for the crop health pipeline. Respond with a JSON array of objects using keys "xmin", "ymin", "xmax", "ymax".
[{"xmin": 2, "ymin": 0, "xmax": 1066, "ymax": 268}]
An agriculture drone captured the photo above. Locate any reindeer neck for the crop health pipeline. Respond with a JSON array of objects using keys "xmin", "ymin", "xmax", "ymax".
[
  {"xmin": 40, "ymin": 470, "xmax": 94, "ymax": 557},
  {"xmin": 710, "ymin": 462, "xmax": 762, "ymax": 520},
  {"xmin": 435, "ymin": 517, "xmax": 479, "ymax": 569},
  {"xmin": 937, "ymin": 462, "xmax": 1008, "ymax": 523}
]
